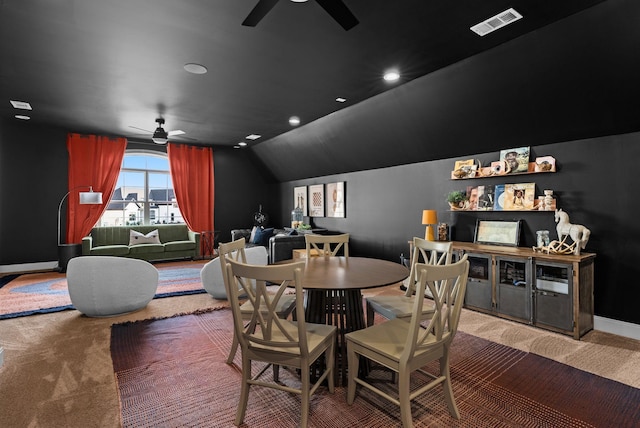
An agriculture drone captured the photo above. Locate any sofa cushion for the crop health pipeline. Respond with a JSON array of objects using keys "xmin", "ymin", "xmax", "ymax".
[
  {"xmin": 164, "ymin": 241, "xmax": 196, "ymax": 252},
  {"xmin": 90, "ymin": 245, "xmax": 131, "ymax": 256},
  {"xmin": 249, "ymin": 226, "xmax": 258, "ymax": 243},
  {"xmin": 252, "ymin": 227, "xmax": 274, "ymax": 246},
  {"xmin": 129, "ymin": 229, "xmax": 161, "ymax": 246},
  {"xmin": 128, "ymin": 244, "xmax": 165, "ymax": 255}
]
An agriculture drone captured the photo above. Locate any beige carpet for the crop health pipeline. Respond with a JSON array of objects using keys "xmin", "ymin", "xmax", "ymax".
[{"xmin": 1, "ymin": 285, "xmax": 639, "ymax": 427}]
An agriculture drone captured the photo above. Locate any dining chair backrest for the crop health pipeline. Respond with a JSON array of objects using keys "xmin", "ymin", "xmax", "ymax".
[
  {"xmin": 402, "ymin": 255, "xmax": 469, "ymax": 362},
  {"xmin": 225, "ymin": 259, "xmax": 308, "ymax": 355},
  {"xmin": 218, "ymin": 238, "xmax": 250, "ymax": 296},
  {"xmin": 404, "ymin": 237, "xmax": 453, "ymax": 297},
  {"xmin": 305, "ymin": 233, "xmax": 350, "ymax": 258}
]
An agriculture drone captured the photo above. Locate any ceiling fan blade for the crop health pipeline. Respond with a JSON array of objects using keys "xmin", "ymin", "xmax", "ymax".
[
  {"xmin": 167, "ymin": 130, "xmax": 185, "ymax": 137},
  {"xmin": 315, "ymin": 0, "xmax": 359, "ymax": 31},
  {"xmin": 242, "ymin": 0, "xmax": 280, "ymax": 27},
  {"xmin": 128, "ymin": 125, "xmax": 153, "ymax": 134}
]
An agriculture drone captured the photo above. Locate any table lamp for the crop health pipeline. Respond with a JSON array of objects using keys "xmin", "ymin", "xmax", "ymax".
[{"xmin": 422, "ymin": 209, "xmax": 438, "ymax": 241}]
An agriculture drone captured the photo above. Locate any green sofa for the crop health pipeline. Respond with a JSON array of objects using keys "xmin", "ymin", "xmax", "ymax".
[{"xmin": 82, "ymin": 224, "xmax": 200, "ymax": 261}]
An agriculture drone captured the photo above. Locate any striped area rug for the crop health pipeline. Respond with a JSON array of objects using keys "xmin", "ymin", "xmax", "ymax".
[
  {"xmin": 110, "ymin": 309, "xmax": 640, "ymax": 427},
  {"xmin": 0, "ymin": 259, "xmax": 207, "ymax": 319}
]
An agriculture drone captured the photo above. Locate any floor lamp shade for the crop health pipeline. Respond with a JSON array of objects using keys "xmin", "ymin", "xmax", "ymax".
[
  {"xmin": 79, "ymin": 191, "xmax": 103, "ymax": 204},
  {"xmin": 58, "ymin": 186, "xmax": 103, "ymax": 246},
  {"xmin": 422, "ymin": 210, "xmax": 438, "ymax": 241},
  {"xmin": 57, "ymin": 186, "xmax": 103, "ymax": 272}
]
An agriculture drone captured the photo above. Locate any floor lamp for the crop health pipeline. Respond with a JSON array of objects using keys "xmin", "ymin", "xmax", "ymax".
[
  {"xmin": 57, "ymin": 186, "xmax": 103, "ymax": 271},
  {"xmin": 422, "ymin": 209, "xmax": 437, "ymax": 241}
]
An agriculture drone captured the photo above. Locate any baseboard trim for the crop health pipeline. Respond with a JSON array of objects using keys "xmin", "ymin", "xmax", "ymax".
[
  {"xmin": 0, "ymin": 261, "xmax": 57, "ymax": 274},
  {"xmin": 594, "ymin": 316, "xmax": 640, "ymax": 341}
]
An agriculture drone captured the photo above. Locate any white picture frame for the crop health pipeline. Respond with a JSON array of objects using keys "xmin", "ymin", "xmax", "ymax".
[
  {"xmin": 293, "ymin": 186, "xmax": 308, "ymax": 216},
  {"xmin": 326, "ymin": 182, "xmax": 345, "ymax": 218},
  {"xmin": 308, "ymin": 184, "xmax": 325, "ymax": 217}
]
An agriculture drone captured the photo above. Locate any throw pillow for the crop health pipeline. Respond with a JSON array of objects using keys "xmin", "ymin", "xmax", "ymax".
[
  {"xmin": 252, "ymin": 227, "xmax": 274, "ymax": 247},
  {"xmin": 129, "ymin": 229, "xmax": 161, "ymax": 245},
  {"xmin": 249, "ymin": 226, "xmax": 258, "ymax": 243}
]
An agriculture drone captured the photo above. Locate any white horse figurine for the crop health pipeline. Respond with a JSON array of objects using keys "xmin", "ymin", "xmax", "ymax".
[{"xmin": 554, "ymin": 209, "xmax": 591, "ymax": 255}]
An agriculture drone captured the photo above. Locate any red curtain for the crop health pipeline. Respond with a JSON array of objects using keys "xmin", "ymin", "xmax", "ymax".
[
  {"xmin": 167, "ymin": 143, "xmax": 214, "ymax": 234},
  {"xmin": 66, "ymin": 134, "xmax": 127, "ymax": 243}
]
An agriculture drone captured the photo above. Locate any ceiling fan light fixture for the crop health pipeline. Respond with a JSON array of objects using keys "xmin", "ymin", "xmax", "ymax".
[{"xmin": 152, "ymin": 118, "xmax": 169, "ymax": 144}]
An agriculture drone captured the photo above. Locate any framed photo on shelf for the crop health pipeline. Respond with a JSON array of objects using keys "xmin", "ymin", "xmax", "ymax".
[
  {"xmin": 293, "ymin": 186, "xmax": 308, "ymax": 216},
  {"xmin": 534, "ymin": 156, "xmax": 556, "ymax": 172},
  {"xmin": 326, "ymin": 182, "xmax": 345, "ymax": 218},
  {"xmin": 474, "ymin": 219, "xmax": 522, "ymax": 246},
  {"xmin": 500, "ymin": 146, "xmax": 530, "ymax": 173},
  {"xmin": 503, "ymin": 183, "xmax": 536, "ymax": 210},
  {"xmin": 309, "ymin": 184, "xmax": 325, "ymax": 217}
]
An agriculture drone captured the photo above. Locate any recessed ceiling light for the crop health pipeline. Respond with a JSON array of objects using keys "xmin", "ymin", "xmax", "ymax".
[
  {"xmin": 238, "ymin": 142, "xmax": 248, "ymax": 147},
  {"xmin": 289, "ymin": 116, "xmax": 301, "ymax": 126},
  {"xmin": 15, "ymin": 115, "xmax": 30, "ymax": 120},
  {"xmin": 383, "ymin": 71, "xmax": 400, "ymax": 82},
  {"xmin": 10, "ymin": 100, "xmax": 32, "ymax": 110},
  {"xmin": 291, "ymin": 0, "xmax": 308, "ymax": 2},
  {"xmin": 233, "ymin": 145, "xmax": 241, "ymax": 149},
  {"xmin": 183, "ymin": 63, "xmax": 208, "ymax": 74},
  {"xmin": 335, "ymin": 97, "xmax": 347, "ymax": 103},
  {"xmin": 246, "ymin": 134, "xmax": 261, "ymax": 140}
]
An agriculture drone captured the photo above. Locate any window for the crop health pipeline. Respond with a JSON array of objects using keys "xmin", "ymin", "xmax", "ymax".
[{"xmin": 97, "ymin": 151, "xmax": 184, "ymax": 226}]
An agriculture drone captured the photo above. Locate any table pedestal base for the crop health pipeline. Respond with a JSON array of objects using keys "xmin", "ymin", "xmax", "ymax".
[{"xmin": 305, "ymin": 289, "xmax": 366, "ymax": 386}]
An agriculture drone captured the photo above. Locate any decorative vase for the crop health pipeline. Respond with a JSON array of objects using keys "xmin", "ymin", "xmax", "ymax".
[{"xmin": 544, "ymin": 190, "xmax": 554, "ymax": 211}]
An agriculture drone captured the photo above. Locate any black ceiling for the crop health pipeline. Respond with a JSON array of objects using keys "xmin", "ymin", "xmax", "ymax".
[{"xmin": 1, "ymin": 0, "xmax": 605, "ymax": 148}]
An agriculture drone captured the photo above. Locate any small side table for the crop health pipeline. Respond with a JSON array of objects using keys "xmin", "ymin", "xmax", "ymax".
[
  {"xmin": 200, "ymin": 230, "xmax": 219, "ymax": 259},
  {"xmin": 58, "ymin": 243, "xmax": 82, "ymax": 273}
]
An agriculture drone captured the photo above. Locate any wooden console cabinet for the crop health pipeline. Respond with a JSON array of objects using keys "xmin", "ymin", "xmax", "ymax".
[{"xmin": 451, "ymin": 241, "xmax": 595, "ymax": 339}]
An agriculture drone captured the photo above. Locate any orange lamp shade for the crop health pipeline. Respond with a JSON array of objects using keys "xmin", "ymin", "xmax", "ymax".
[
  {"xmin": 422, "ymin": 210, "xmax": 438, "ymax": 241},
  {"xmin": 422, "ymin": 210, "xmax": 438, "ymax": 225}
]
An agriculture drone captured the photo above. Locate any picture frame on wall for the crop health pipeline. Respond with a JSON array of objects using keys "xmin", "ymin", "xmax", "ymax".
[
  {"xmin": 309, "ymin": 184, "xmax": 325, "ymax": 217},
  {"xmin": 326, "ymin": 182, "xmax": 345, "ymax": 218},
  {"xmin": 293, "ymin": 186, "xmax": 308, "ymax": 216}
]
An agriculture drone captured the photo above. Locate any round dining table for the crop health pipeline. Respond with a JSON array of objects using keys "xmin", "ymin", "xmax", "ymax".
[{"xmin": 292, "ymin": 256, "xmax": 409, "ymax": 385}]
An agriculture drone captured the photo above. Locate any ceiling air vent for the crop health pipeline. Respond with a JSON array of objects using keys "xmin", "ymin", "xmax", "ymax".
[{"xmin": 470, "ymin": 8, "xmax": 522, "ymax": 36}]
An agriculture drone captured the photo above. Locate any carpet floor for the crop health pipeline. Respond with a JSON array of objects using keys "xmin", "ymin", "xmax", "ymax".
[
  {"xmin": 111, "ymin": 308, "xmax": 640, "ymax": 428},
  {"xmin": 0, "ymin": 259, "xmax": 208, "ymax": 319}
]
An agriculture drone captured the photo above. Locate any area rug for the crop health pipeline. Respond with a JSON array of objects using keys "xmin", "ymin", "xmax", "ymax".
[
  {"xmin": 0, "ymin": 260, "xmax": 208, "ymax": 319},
  {"xmin": 111, "ymin": 309, "xmax": 640, "ymax": 428}
]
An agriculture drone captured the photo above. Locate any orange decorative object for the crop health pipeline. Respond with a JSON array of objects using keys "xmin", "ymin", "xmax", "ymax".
[{"xmin": 421, "ymin": 210, "xmax": 438, "ymax": 241}]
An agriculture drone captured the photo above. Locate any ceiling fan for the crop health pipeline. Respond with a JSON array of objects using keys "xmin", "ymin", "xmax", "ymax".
[
  {"xmin": 129, "ymin": 118, "xmax": 192, "ymax": 144},
  {"xmin": 242, "ymin": 0, "xmax": 359, "ymax": 31}
]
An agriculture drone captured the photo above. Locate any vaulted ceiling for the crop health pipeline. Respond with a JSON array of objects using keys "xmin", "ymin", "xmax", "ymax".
[{"xmin": 1, "ymin": 0, "xmax": 606, "ymax": 150}]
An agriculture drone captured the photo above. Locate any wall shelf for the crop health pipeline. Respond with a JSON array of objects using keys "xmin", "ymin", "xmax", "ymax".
[{"xmin": 451, "ymin": 161, "xmax": 556, "ymax": 180}]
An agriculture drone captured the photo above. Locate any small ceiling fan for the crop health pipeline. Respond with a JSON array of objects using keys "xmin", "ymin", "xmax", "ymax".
[
  {"xmin": 242, "ymin": 0, "xmax": 359, "ymax": 31},
  {"xmin": 129, "ymin": 118, "xmax": 192, "ymax": 144}
]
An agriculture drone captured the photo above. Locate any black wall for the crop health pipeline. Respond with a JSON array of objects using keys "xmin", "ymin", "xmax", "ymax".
[
  {"xmin": 271, "ymin": 132, "xmax": 640, "ymax": 326},
  {"xmin": 0, "ymin": 119, "xmax": 68, "ymax": 264}
]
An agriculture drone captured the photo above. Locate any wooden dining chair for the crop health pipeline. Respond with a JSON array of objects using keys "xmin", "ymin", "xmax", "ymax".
[
  {"xmin": 218, "ymin": 238, "xmax": 296, "ymax": 365},
  {"xmin": 365, "ymin": 237, "xmax": 452, "ymax": 326},
  {"xmin": 304, "ymin": 233, "xmax": 350, "ymax": 258},
  {"xmin": 346, "ymin": 255, "xmax": 469, "ymax": 428},
  {"xmin": 225, "ymin": 259, "xmax": 337, "ymax": 427}
]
